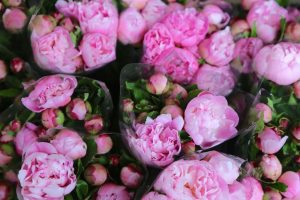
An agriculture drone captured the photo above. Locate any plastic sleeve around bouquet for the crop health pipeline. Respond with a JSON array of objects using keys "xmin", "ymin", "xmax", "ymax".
[{"xmin": 119, "ymin": 63, "xmax": 256, "ymax": 168}]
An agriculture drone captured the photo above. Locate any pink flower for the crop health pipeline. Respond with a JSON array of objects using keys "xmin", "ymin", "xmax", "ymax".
[
  {"xmin": 84, "ymin": 164, "xmax": 107, "ymax": 186},
  {"xmin": 120, "ymin": 164, "xmax": 143, "ymax": 188},
  {"xmin": 84, "ymin": 115, "xmax": 104, "ymax": 134},
  {"xmin": 184, "ymin": 93, "xmax": 239, "ymax": 148},
  {"xmin": 199, "ymin": 27, "xmax": 235, "ymax": 66},
  {"xmin": 278, "ymin": 171, "xmax": 300, "ymax": 199},
  {"xmin": 181, "ymin": 141, "xmax": 195, "ymax": 154},
  {"xmin": 168, "ymin": 84, "xmax": 188, "ymax": 99},
  {"xmin": 229, "ymin": 181, "xmax": 248, "ymax": 200},
  {"xmin": 161, "ymin": 105, "xmax": 183, "ymax": 118},
  {"xmin": 29, "ymin": 15, "xmax": 57, "ymax": 40},
  {"xmin": 294, "ymin": 80, "xmax": 300, "ymax": 99},
  {"xmin": 2, "ymin": 8, "xmax": 27, "ymax": 33},
  {"xmin": 3, "ymin": 0, "xmax": 22, "ymax": 7},
  {"xmin": 95, "ymin": 134, "xmax": 113, "ymax": 154},
  {"xmin": 255, "ymin": 103, "xmax": 272, "ymax": 123},
  {"xmin": 240, "ymin": 177, "xmax": 264, "ymax": 200},
  {"xmin": 42, "ymin": 108, "xmax": 65, "ymax": 128},
  {"xmin": 264, "ymin": 189, "xmax": 282, "ymax": 200},
  {"xmin": 142, "ymin": 23, "xmax": 175, "ymax": 64},
  {"xmin": 10, "ymin": 57, "xmax": 25, "ymax": 73},
  {"xmin": 0, "ymin": 60, "xmax": 7, "ymax": 80},
  {"xmin": 59, "ymin": 17, "xmax": 74, "ymax": 32},
  {"xmin": 142, "ymin": 192, "xmax": 172, "ymax": 200},
  {"xmin": 260, "ymin": 154, "xmax": 282, "ymax": 181},
  {"xmin": 118, "ymin": 8, "xmax": 147, "ymax": 45},
  {"xmin": 142, "ymin": 0, "xmax": 167, "ymax": 28},
  {"xmin": 0, "ymin": 181, "xmax": 11, "ymax": 200},
  {"xmin": 128, "ymin": 114, "xmax": 183, "ymax": 167},
  {"xmin": 162, "ymin": 8, "xmax": 208, "ymax": 47},
  {"xmin": 257, "ymin": 127, "xmax": 288, "ymax": 154},
  {"xmin": 51, "ymin": 129, "xmax": 87, "ymax": 160},
  {"xmin": 0, "ymin": 120, "xmax": 21, "ymax": 143},
  {"xmin": 122, "ymin": 0, "xmax": 149, "ymax": 10},
  {"xmin": 0, "ymin": 149, "xmax": 12, "ymax": 166},
  {"xmin": 154, "ymin": 159, "xmax": 229, "ymax": 200},
  {"xmin": 253, "ymin": 43, "xmax": 300, "ymax": 86},
  {"xmin": 193, "ymin": 64, "xmax": 236, "ymax": 96},
  {"xmin": 154, "ymin": 47, "xmax": 199, "ymax": 84},
  {"xmin": 18, "ymin": 143, "xmax": 76, "ymax": 199},
  {"xmin": 31, "ymin": 27, "xmax": 82, "ymax": 73},
  {"xmin": 230, "ymin": 19, "xmax": 250, "ymax": 38},
  {"xmin": 202, "ymin": 4, "xmax": 230, "ymax": 28},
  {"xmin": 146, "ymin": 73, "xmax": 169, "ymax": 95},
  {"xmin": 247, "ymin": 0, "xmax": 288, "ymax": 43},
  {"xmin": 14, "ymin": 123, "xmax": 38, "ymax": 155},
  {"xmin": 4, "ymin": 170, "xmax": 18, "ymax": 183},
  {"xmin": 165, "ymin": 3, "xmax": 184, "ymax": 15},
  {"xmin": 96, "ymin": 183, "xmax": 130, "ymax": 200},
  {"xmin": 233, "ymin": 38, "xmax": 263, "ymax": 73},
  {"xmin": 21, "ymin": 74, "xmax": 77, "ymax": 113},
  {"xmin": 80, "ymin": 32, "xmax": 116, "ymax": 70},
  {"xmin": 66, "ymin": 98, "xmax": 88, "ymax": 120},
  {"xmin": 292, "ymin": 126, "xmax": 300, "ymax": 140},
  {"xmin": 241, "ymin": 0, "xmax": 261, "ymax": 10},
  {"xmin": 285, "ymin": 22, "xmax": 300, "ymax": 43}
]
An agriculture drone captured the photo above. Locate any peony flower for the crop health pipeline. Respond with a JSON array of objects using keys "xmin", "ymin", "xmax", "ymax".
[
  {"xmin": 14, "ymin": 123, "xmax": 38, "ymax": 155},
  {"xmin": 278, "ymin": 171, "xmax": 300, "ymax": 199},
  {"xmin": 257, "ymin": 127, "xmax": 288, "ymax": 154},
  {"xmin": 202, "ymin": 4, "xmax": 230, "ymax": 28},
  {"xmin": 42, "ymin": 108, "xmax": 65, "ymax": 128},
  {"xmin": 96, "ymin": 183, "xmax": 130, "ymax": 200},
  {"xmin": 0, "ymin": 149, "xmax": 12, "ymax": 166},
  {"xmin": 0, "ymin": 181, "xmax": 11, "ymax": 200},
  {"xmin": 95, "ymin": 134, "xmax": 113, "ymax": 154},
  {"xmin": 84, "ymin": 164, "xmax": 107, "ymax": 186},
  {"xmin": 10, "ymin": 57, "xmax": 25, "ymax": 73},
  {"xmin": 285, "ymin": 22, "xmax": 300, "ymax": 42},
  {"xmin": 59, "ymin": 17, "xmax": 74, "ymax": 32},
  {"xmin": 18, "ymin": 142, "xmax": 76, "ymax": 199},
  {"xmin": 142, "ymin": 0, "xmax": 167, "ymax": 28},
  {"xmin": 161, "ymin": 105, "xmax": 183, "ymax": 118},
  {"xmin": 0, "ymin": 60, "xmax": 7, "ymax": 80},
  {"xmin": 153, "ymin": 159, "xmax": 230, "ymax": 200},
  {"xmin": 146, "ymin": 73, "xmax": 169, "ymax": 95},
  {"xmin": 181, "ymin": 141, "xmax": 195, "ymax": 155},
  {"xmin": 2, "ymin": 8, "xmax": 27, "ymax": 33},
  {"xmin": 247, "ymin": 0, "xmax": 288, "ymax": 43},
  {"xmin": 0, "ymin": 120, "xmax": 21, "ymax": 143},
  {"xmin": 4, "ymin": 170, "xmax": 18, "ymax": 183},
  {"xmin": 292, "ymin": 126, "xmax": 300, "ymax": 140},
  {"xmin": 260, "ymin": 154, "xmax": 282, "ymax": 181},
  {"xmin": 230, "ymin": 19, "xmax": 250, "ymax": 38},
  {"xmin": 80, "ymin": 32, "xmax": 116, "ymax": 70},
  {"xmin": 241, "ymin": 0, "xmax": 260, "ymax": 10},
  {"xmin": 154, "ymin": 47, "xmax": 198, "ymax": 84},
  {"xmin": 120, "ymin": 164, "xmax": 143, "ymax": 188},
  {"xmin": 168, "ymin": 84, "xmax": 188, "ymax": 100},
  {"xmin": 31, "ymin": 27, "xmax": 82, "ymax": 73},
  {"xmin": 229, "ymin": 181, "xmax": 248, "ymax": 200},
  {"xmin": 118, "ymin": 8, "xmax": 147, "ymax": 45},
  {"xmin": 253, "ymin": 42, "xmax": 300, "ymax": 86},
  {"xmin": 122, "ymin": 0, "xmax": 149, "ymax": 10},
  {"xmin": 193, "ymin": 64, "xmax": 236, "ymax": 96},
  {"xmin": 255, "ymin": 103, "xmax": 272, "ymax": 123},
  {"xmin": 2, "ymin": 0, "xmax": 22, "ymax": 7},
  {"xmin": 128, "ymin": 114, "xmax": 183, "ymax": 167},
  {"xmin": 184, "ymin": 92, "xmax": 239, "ymax": 149},
  {"xmin": 29, "ymin": 15, "xmax": 57, "ymax": 40},
  {"xmin": 240, "ymin": 177, "xmax": 264, "ymax": 200},
  {"xmin": 142, "ymin": 192, "xmax": 172, "ymax": 200},
  {"xmin": 199, "ymin": 27, "xmax": 235, "ymax": 66},
  {"xmin": 51, "ymin": 129, "xmax": 87, "ymax": 160},
  {"xmin": 21, "ymin": 74, "xmax": 77, "ymax": 113},
  {"xmin": 84, "ymin": 115, "xmax": 104, "ymax": 134},
  {"xmin": 66, "ymin": 98, "xmax": 88, "ymax": 120},
  {"xmin": 162, "ymin": 8, "xmax": 208, "ymax": 47},
  {"xmin": 232, "ymin": 38, "xmax": 263, "ymax": 73},
  {"xmin": 142, "ymin": 23, "xmax": 175, "ymax": 64},
  {"xmin": 263, "ymin": 189, "xmax": 282, "ymax": 200}
]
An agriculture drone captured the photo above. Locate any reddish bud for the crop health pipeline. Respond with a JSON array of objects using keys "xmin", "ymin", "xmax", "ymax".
[
  {"xmin": 123, "ymin": 98, "xmax": 134, "ymax": 112},
  {"xmin": 66, "ymin": 98, "xmax": 88, "ymax": 120},
  {"xmin": 41, "ymin": 108, "xmax": 65, "ymax": 129},
  {"xmin": 182, "ymin": 141, "xmax": 196, "ymax": 155},
  {"xmin": 84, "ymin": 164, "xmax": 107, "ymax": 186},
  {"xmin": 0, "ymin": 60, "xmax": 7, "ymax": 80},
  {"xmin": 120, "ymin": 164, "xmax": 143, "ymax": 188},
  {"xmin": 84, "ymin": 115, "xmax": 104, "ymax": 134},
  {"xmin": 160, "ymin": 105, "xmax": 183, "ymax": 118},
  {"xmin": 10, "ymin": 57, "xmax": 24, "ymax": 73},
  {"xmin": 95, "ymin": 134, "xmax": 113, "ymax": 154},
  {"xmin": 146, "ymin": 73, "xmax": 169, "ymax": 95}
]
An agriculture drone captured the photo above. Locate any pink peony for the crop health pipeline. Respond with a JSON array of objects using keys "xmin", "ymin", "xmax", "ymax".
[
  {"xmin": 240, "ymin": 177, "xmax": 264, "ymax": 200},
  {"xmin": 0, "ymin": 181, "xmax": 11, "ymax": 200},
  {"xmin": 232, "ymin": 38, "xmax": 263, "ymax": 73},
  {"xmin": 31, "ymin": 27, "xmax": 82, "ymax": 73},
  {"xmin": 120, "ymin": 164, "xmax": 143, "ymax": 188},
  {"xmin": 142, "ymin": 192, "xmax": 172, "ymax": 200},
  {"xmin": 161, "ymin": 105, "xmax": 183, "ymax": 119},
  {"xmin": 264, "ymin": 189, "xmax": 282, "ymax": 200},
  {"xmin": 29, "ymin": 15, "xmax": 57, "ymax": 40},
  {"xmin": 95, "ymin": 134, "xmax": 113, "ymax": 154},
  {"xmin": 202, "ymin": 4, "xmax": 230, "ymax": 28},
  {"xmin": 14, "ymin": 123, "xmax": 38, "ymax": 155},
  {"xmin": 154, "ymin": 47, "xmax": 199, "ymax": 84},
  {"xmin": 247, "ymin": 0, "xmax": 288, "ymax": 43},
  {"xmin": 241, "ymin": 0, "xmax": 261, "ymax": 10},
  {"xmin": 278, "ymin": 171, "xmax": 300, "ymax": 199},
  {"xmin": 142, "ymin": 23, "xmax": 175, "ymax": 64},
  {"xmin": 0, "ymin": 60, "xmax": 7, "ymax": 80},
  {"xmin": 199, "ymin": 27, "xmax": 235, "ymax": 66},
  {"xmin": 146, "ymin": 73, "xmax": 169, "ymax": 95},
  {"xmin": 21, "ymin": 74, "xmax": 77, "ymax": 113},
  {"xmin": 162, "ymin": 8, "xmax": 208, "ymax": 47},
  {"xmin": 260, "ymin": 154, "xmax": 282, "ymax": 181},
  {"xmin": 3, "ymin": 0, "xmax": 22, "ymax": 7},
  {"xmin": 18, "ymin": 142, "xmax": 76, "ymax": 199},
  {"xmin": 2, "ymin": 8, "xmax": 27, "ymax": 33},
  {"xmin": 0, "ymin": 149, "xmax": 12, "ymax": 166},
  {"xmin": 253, "ymin": 42, "xmax": 300, "ymax": 86},
  {"xmin": 229, "ymin": 181, "xmax": 248, "ymax": 200},
  {"xmin": 84, "ymin": 115, "xmax": 104, "ymax": 134},
  {"xmin": 51, "ymin": 129, "xmax": 87, "ymax": 160},
  {"xmin": 193, "ymin": 64, "xmax": 236, "ymax": 96},
  {"xmin": 118, "ymin": 8, "xmax": 147, "ymax": 45},
  {"xmin": 42, "ymin": 108, "xmax": 65, "ymax": 128},
  {"xmin": 128, "ymin": 114, "xmax": 183, "ymax": 167},
  {"xmin": 80, "ymin": 32, "xmax": 116, "ymax": 70},
  {"xmin": 231, "ymin": 19, "xmax": 250, "ymax": 38},
  {"xmin": 257, "ymin": 127, "xmax": 288, "ymax": 154},
  {"xmin": 142, "ymin": 0, "xmax": 167, "ymax": 28},
  {"xmin": 66, "ymin": 98, "xmax": 88, "ymax": 120},
  {"xmin": 122, "ymin": 0, "xmax": 149, "ymax": 10},
  {"xmin": 154, "ymin": 159, "xmax": 230, "ymax": 200},
  {"xmin": 84, "ymin": 164, "xmax": 107, "ymax": 186},
  {"xmin": 184, "ymin": 92, "xmax": 239, "ymax": 148},
  {"xmin": 96, "ymin": 183, "xmax": 130, "ymax": 200},
  {"xmin": 255, "ymin": 103, "xmax": 272, "ymax": 123}
]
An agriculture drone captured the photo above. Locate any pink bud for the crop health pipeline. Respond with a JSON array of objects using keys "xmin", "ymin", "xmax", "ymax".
[
  {"xmin": 168, "ymin": 83, "xmax": 188, "ymax": 99},
  {"xmin": 2, "ymin": 8, "xmax": 27, "ymax": 33},
  {"xmin": 292, "ymin": 126, "xmax": 300, "ymax": 141},
  {"xmin": 51, "ymin": 129, "xmax": 87, "ymax": 160},
  {"xmin": 29, "ymin": 15, "xmax": 57, "ymax": 39},
  {"xmin": 14, "ymin": 122, "xmax": 38, "ymax": 155},
  {"xmin": 285, "ymin": 22, "xmax": 300, "ymax": 42},
  {"xmin": 84, "ymin": 164, "xmax": 107, "ymax": 186},
  {"xmin": 296, "ymin": 156, "xmax": 300, "ymax": 164},
  {"xmin": 0, "ymin": 120, "xmax": 21, "ymax": 143},
  {"xmin": 278, "ymin": 171, "xmax": 300, "ymax": 199},
  {"xmin": 109, "ymin": 154, "xmax": 120, "ymax": 166},
  {"xmin": 161, "ymin": 105, "xmax": 183, "ymax": 118},
  {"xmin": 122, "ymin": 0, "xmax": 149, "ymax": 10},
  {"xmin": 182, "ymin": 141, "xmax": 195, "ymax": 154},
  {"xmin": 241, "ymin": 0, "xmax": 260, "ymax": 10},
  {"xmin": 260, "ymin": 154, "xmax": 282, "ymax": 181},
  {"xmin": 59, "ymin": 17, "xmax": 74, "ymax": 32},
  {"xmin": 0, "ymin": 149, "xmax": 12, "ymax": 166},
  {"xmin": 66, "ymin": 98, "xmax": 88, "ymax": 120},
  {"xmin": 84, "ymin": 115, "xmax": 104, "ymax": 134},
  {"xmin": 4, "ymin": 170, "xmax": 18, "ymax": 183},
  {"xmin": 263, "ymin": 189, "xmax": 282, "ymax": 200},
  {"xmin": 0, "ymin": 60, "xmax": 7, "ymax": 80},
  {"xmin": 41, "ymin": 108, "xmax": 65, "ymax": 129},
  {"xmin": 231, "ymin": 19, "xmax": 250, "ymax": 38},
  {"xmin": 95, "ymin": 134, "xmax": 113, "ymax": 154},
  {"xmin": 10, "ymin": 57, "xmax": 25, "ymax": 73},
  {"xmin": 0, "ymin": 181, "xmax": 11, "ymax": 200},
  {"xmin": 120, "ymin": 164, "xmax": 143, "ymax": 188},
  {"xmin": 293, "ymin": 80, "xmax": 300, "ymax": 99},
  {"xmin": 123, "ymin": 98, "xmax": 134, "ymax": 112},
  {"xmin": 255, "ymin": 103, "xmax": 272, "ymax": 123},
  {"xmin": 257, "ymin": 128, "xmax": 288, "ymax": 154},
  {"xmin": 2, "ymin": 0, "xmax": 22, "ymax": 7},
  {"xmin": 279, "ymin": 118, "xmax": 289, "ymax": 130},
  {"xmin": 146, "ymin": 73, "xmax": 169, "ymax": 95}
]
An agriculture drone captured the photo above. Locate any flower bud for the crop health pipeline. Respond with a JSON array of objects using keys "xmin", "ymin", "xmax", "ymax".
[
  {"xmin": 182, "ymin": 141, "xmax": 195, "ymax": 155},
  {"xmin": 257, "ymin": 128, "xmax": 288, "ymax": 154},
  {"xmin": 51, "ymin": 129, "xmax": 87, "ymax": 160},
  {"xmin": 164, "ymin": 98, "xmax": 177, "ymax": 105},
  {"xmin": 292, "ymin": 126, "xmax": 300, "ymax": 140},
  {"xmin": 123, "ymin": 98, "xmax": 134, "ymax": 112},
  {"xmin": 285, "ymin": 22, "xmax": 300, "ymax": 42},
  {"xmin": 231, "ymin": 19, "xmax": 250, "ymax": 38},
  {"xmin": 0, "ymin": 60, "xmax": 7, "ymax": 80},
  {"xmin": 169, "ymin": 84, "xmax": 188, "ymax": 100},
  {"xmin": 84, "ymin": 115, "xmax": 104, "ymax": 134},
  {"xmin": 160, "ymin": 105, "xmax": 183, "ymax": 118},
  {"xmin": 66, "ymin": 98, "xmax": 88, "ymax": 120},
  {"xmin": 278, "ymin": 171, "xmax": 300, "ymax": 199},
  {"xmin": 296, "ymin": 156, "xmax": 300, "ymax": 164},
  {"xmin": 0, "ymin": 181, "xmax": 11, "ymax": 200},
  {"xmin": 10, "ymin": 57, "xmax": 24, "ymax": 73},
  {"xmin": 120, "ymin": 164, "xmax": 143, "ymax": 188},
  {"xmin": 122, "ymin": 0, "xmax": 149, "ymax": 10},
  {"xmin": 293, "ymin": 80, "xmax": 300, "ymax": 99},
  {"xmin": 4, "ymin": 170, "xmax": 18, "ymax": 183},
  {"xmin": 0, "ymin": 120, "xmax": 21, "ymax": 143},
  {"xmin": 2, "ymin": 8, "xmax": 27, "ymax": 33},
  {"xmin": 241, "ymin": 0, "xmax": 260, "ymax": 10},
  {"xmin": 59, "ymin": 17, "xmax": 74, "ymax": 32},
  {"xmin": 260, "ymin": 154, "xmax": 282, "ymax": 181},
  {"xmin": 14, "ymin": 122, "xmax": 38, "ymax": 155},
  {"xmin": 84, "ymin": 164, "xmax": 107, "ymax": 186},
  {"xmin": 0, "ymin": 148, "xmax": 12, "ymax": 166},
  {"xmin": 41, "ymin": 108, "xmax": 65, "ymax": 129},
  {"xmin": 2, "ymin": 0, "xmax": 22, "ymax": 7},
  {"xmin": 136, "ymin": 112, "xmax": 148, "ymax": 123},
  {"xmin": 279, "ymin": 118, "xmax": 289, "ymax": 130},
  {"xmin": 95, "ymin": 134, "xmax": 113, "ymax": 154},
  {"xmin": 29, "ymin": 15, "xmax": 57, "ymax": 39},
  {"xmin": 255, "ymin": 103, "xmax": 272, "ymax": 123},
  {"xmin": 146, "ymin": 73, "xmax": 169, "ymax": 95},
  {"xmin": 109, "ymin": 154, "xmax": 120, "ymax": 166},
  {"xmin": 263, "ymin": 189, "xmax": 282, "ymax": 200}
]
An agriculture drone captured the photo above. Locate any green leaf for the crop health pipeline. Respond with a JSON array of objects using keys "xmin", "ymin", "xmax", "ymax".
[
  {"xmin": 125, "ymin": 82, "xmax": 136, "ymax": 90},
  {"xmin": 255, "ymin": 114, "xmax": 265, "ymax": 133},
  {"xmin": 76, "ymin": 159, "xmax": 84, "ymax": 177},
  {"xmin": 276, "ymin": 0, "xmax": 289, "ymax": 7},
  {"xmin": 70, "ymin": 32, "xmax": 77, "ymax": 46},
  {"xmin": 279, "ymin": 17, "xmax": 287, "ymax": 42},
  {"xmin": 250, "ymin": 22, "xmax": 257, "ymax": 38},
  {"xmin": 83, "ymin": 93, "xmax": 89, "ymax": 101},
  {"xmin": 76, "ymin": 180, "xmax": 89, "ymax": 200},
  {"xmin": 198, "ymin": 58, "xmax": 205, "ymax": 65},
  {"xmin": 65, "ymin": 194, "xmax": 73, "ymax": 200},
  {"xmin": 265, "ymin": 182, "xmax": 288, "ymax": 192},
  {"xmin": 288, "ymin": 92, "xmax": 297, "ymax": 105},
  {"xmin": 0, "ymin": 88, "xmax": 20, "ymax": 97}
]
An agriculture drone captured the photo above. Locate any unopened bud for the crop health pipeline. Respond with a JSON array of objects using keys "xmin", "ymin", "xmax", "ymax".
[
  {"xmin": 10, "ymin": 57, "xmax": 24, "ymax": 73},
  {"xmin": 120, "ymin": 164, "xmax": 143, "ymax": 188},
  {"xmin": 41, "ymin": 108, "xmax": 65, "ymax": 129},
  {"xmin": 95, "ymin": 134, "xmax": 113, "ymax": 154},
  {"xmin": 146, "ymin": 73, "xmax": 169, "ymax": 95},
  {"xmin": 84, "ymin": 164, "xmax": 107, "ymax": 186}
]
